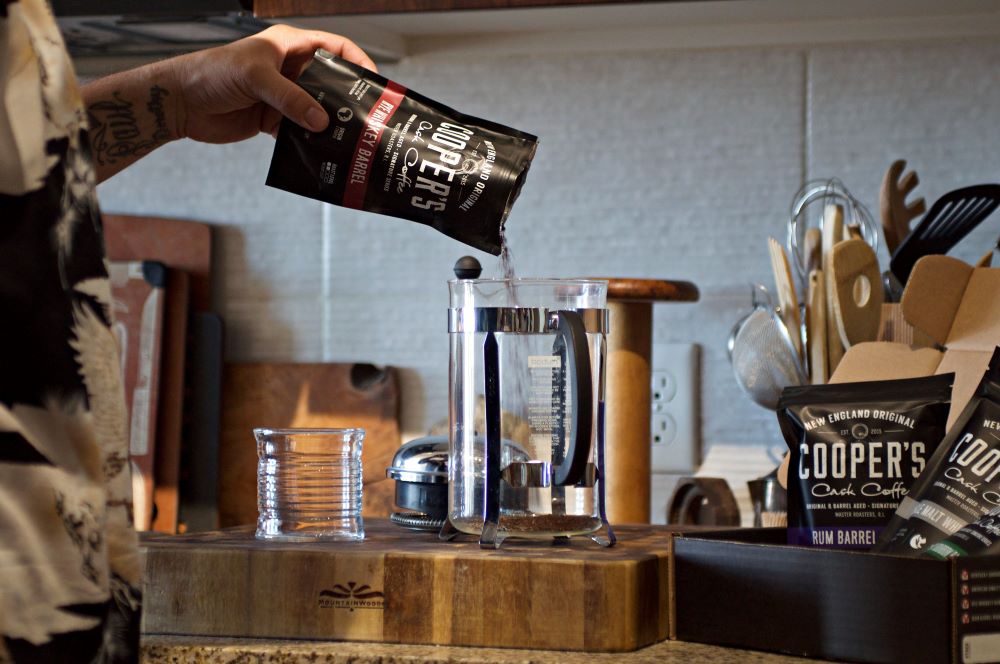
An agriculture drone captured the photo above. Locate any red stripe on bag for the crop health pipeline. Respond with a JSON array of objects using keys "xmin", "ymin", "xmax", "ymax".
[{"xmin": 342, "ymin": 81, "xmax": 406, "ymax": 209}]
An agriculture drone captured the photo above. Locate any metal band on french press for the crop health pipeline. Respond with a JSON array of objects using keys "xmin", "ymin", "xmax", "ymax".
[
  {"xmin": 448, "ymin": 307, "xmax": 608, "ymax": 334},
  {"xmin": 500, "ymin": 461, "xmax": 598, "ymax": 489}
]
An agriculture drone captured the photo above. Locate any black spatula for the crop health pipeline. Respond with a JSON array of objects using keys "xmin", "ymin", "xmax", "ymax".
[{"xmin": 890, "ymin": 184, "xmax": 1000, "ymax": 287}]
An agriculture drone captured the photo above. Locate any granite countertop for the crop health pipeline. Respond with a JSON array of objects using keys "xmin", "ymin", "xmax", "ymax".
[{"xmin": 141, "ymin": 636, "xmax": 817, "ymax": 663}]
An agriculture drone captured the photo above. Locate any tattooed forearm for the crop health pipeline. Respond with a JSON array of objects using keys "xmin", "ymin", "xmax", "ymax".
[
  {"xmin": 86, "ymin": 85, "xmax": 172, "ymax": 167},
  {"xmin": 82, "ymin": 59, "xmax": 180, "ymax": 182}
]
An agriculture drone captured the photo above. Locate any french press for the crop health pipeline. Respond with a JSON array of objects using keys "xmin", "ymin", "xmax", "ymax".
[{"xmin": 445, "ymin": 258, "xmax": 615, "ymax": 549}]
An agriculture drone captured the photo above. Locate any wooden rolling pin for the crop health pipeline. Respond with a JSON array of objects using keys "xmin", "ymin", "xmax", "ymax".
[{"xmin": 602, "ymin": 278, "xmax": 699, "ymax": 524}]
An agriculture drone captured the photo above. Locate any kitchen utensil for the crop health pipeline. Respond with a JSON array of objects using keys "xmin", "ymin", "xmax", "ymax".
[
  {"xmin": 727, "ymin": 310, "xmax": 750, "ymax": 361},
  {"xmin": 822, "ymin": 204, "xmax": 845, "ymax": 374},
  {"xmin": 255, "ymin": 427, "xmax": 365, "ymax": 541},
  {"xmin": 829, "ymin": 238, "xmax": 884, "ymax": 348},
  {"xmin": 807, "ymin": 269, "xmax": 827, "ymax": 385},
  {"xmin": 768, "ymin": 237, "xmax": 802, "ymax": 360},
  {"xmin": 151, "ymin": 268, "xmax": 190, "ymax": 534},
  {"xmin": 385, "ymin": 435, "xmax": 531, "ymax": 532},
  {"xmin": 667, "ymin": 477, "xmax": 740, "ymax": 526},
  {"xmin": 730, "ymin": 284, "xmax": 806, "ymax": 410},
  {"xmin": 602, "ymin": 277, "xmax": 698, "ymax": 525},
  {"xmin": 880, "ymin": 160, "xmax": 926, "ymax": 255},
  {"xmin": 448, "ymin": 277, "xmax": 614, "ymax": 548},
  {"xmin": 889, "ymin": 184, "xmax": 1000, "ymax": 288},
  {"xmin": 803, "ymin": 227, "xmax": 822, "ymax": 275},
  {"xmin": 821, "ymin": 204, "xmax": 844, "ymax": 262},
  {"xmin": 788, "ymin": 178, "xmax": 879, "ymax": 291},
  {"xmin": 178, "ymin": 311, "xmax": 223, "ymax": 532},
  {"xmin": 747, "ymin": 469, "xmax": 787, "ymax": 528},
  {"xmin": 800, "ymin": 228, "xmax": 822, "ymax": 362},
  {"xmin": 882, "ymin": 272, "xmax": 904, "ymax": 304},
  {"xmin": 386, "ymin": 436, "xmax": 450, "ymax": 531},
  {"xmin": 103, "ymin": 214, "xmax": 210, "ymax": 534},
  {"xmin": 109, "ymin": 261, "xmax": 166, "ymax": 532}
]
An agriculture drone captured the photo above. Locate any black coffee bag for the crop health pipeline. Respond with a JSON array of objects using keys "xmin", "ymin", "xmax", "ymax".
[
  {"xmin": 266, "ymin": 50, "xmax": 537, "ymax": 255},
  {"xmin": 778, "ymin": 374, "xmax": 953, "ymax": 549},
  {"xmin": 925, "ymin": 506, "xmax": 1000, "ymax": 559},
  {"xmin": 876, "ymin": 349, "xmax": 1000, "ymax": 557}
]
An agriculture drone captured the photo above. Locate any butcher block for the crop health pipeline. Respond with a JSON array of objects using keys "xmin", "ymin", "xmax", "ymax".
[{"xmin": 140, "ymin": 520, "xmax": 675, "ymax": 652}]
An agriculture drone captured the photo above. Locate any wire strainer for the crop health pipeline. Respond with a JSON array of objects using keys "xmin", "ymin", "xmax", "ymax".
[{"xmin": 730, "ymin": 284, "xmax": 807, "ymax": 410}]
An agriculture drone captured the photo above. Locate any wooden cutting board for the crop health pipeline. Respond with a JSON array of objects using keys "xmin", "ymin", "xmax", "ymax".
[
  {"xmin": 108, "ymin": 261, "xmax": 166, "ymax": 531},
  {"xmin": 219, "ymin": 362, "xmax": 401, "ymax": 526},
  {"xmin": 102, "ymin": 214, "xmax": 212, "ymax": 311},
  {"xmin": 103, "ymin": 215, "xmax": 206, "ymax": 533},
  {"xmin": 151, "ymin": 268, "xmax": 190, "ymax": 533},
  {"xmin": 139, "ymin": 520, "xmax": 674, "ymax": 652}
]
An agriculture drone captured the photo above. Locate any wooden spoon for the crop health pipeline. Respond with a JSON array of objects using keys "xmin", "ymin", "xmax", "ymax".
[
  {"xmin": 768, "ymin": 237, "xmax": 802, "ymax": 359},
  {"xmin": 880, "ymin": 160, "xmax": 926, "ymax": 255},
  {"xmin": 803, "ymin": 227, "xmax": 822, "ymax": 276},
  {"xmin": 822, "ymin": 204, "xmax": 845, "ymax": 373},
  {"xmin": 830, "ymin": 238, "xmax": 884, "ymax": 347},
  {"xmin": 807, "ymin": 269, "xmax": 827, "ymax": 385}
]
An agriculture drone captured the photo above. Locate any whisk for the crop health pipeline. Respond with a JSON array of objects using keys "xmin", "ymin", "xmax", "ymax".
[{"xmin": 787, "ymin": 178, "xmax": 879, "ymax": 294}]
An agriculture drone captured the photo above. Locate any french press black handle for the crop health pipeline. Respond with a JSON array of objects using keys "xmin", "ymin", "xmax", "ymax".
[{"xmin": 552, "ymin": 310, "xmax": 593, "ymax": 486}]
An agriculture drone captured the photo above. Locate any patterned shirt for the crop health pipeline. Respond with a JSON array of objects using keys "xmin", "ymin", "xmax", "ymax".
[{"xmin": 0, "ymin": 0, "xmax": 141, "ymax": 661}]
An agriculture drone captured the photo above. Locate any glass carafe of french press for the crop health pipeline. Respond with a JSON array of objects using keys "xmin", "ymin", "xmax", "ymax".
[{"xmin": 447, "ymin": 267, "xmax": 615, "ymax": 548}]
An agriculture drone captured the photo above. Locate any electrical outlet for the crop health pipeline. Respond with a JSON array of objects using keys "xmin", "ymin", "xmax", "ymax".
[{"xmin": 651, "ymin": 343, "xmax": 700, "ymax": 473}]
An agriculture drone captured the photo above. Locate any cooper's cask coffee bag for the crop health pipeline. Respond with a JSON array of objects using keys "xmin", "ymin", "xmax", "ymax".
[
  {"xmin": 877, "ymin": 349, "xmax": 1000, "ymax": 557},
  {"xmin": 778, "ymin": 374, "xmax": 953, "ymax": 549},
  {"xmin": 924, "ymin": 506, "xmax": 1000, "ymax": 559},
  {"xmin": 266, "ymin": 50, "xmax": 537, "ymax": 255}
]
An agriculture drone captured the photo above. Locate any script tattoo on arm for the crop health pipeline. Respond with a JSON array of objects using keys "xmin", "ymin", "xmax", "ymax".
[
  {"xmin": 147, "ymin": 85, "xmax": 171, "ymax": 143},
  {"xmin": 87, "ymin": 85, "xmax": 171, "ymax": 168}
]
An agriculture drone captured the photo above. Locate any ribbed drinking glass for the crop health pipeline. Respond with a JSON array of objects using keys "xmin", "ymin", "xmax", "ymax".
[{"xmin": 255, "ymin": 428, "xmax": 365, "ymax": 541}]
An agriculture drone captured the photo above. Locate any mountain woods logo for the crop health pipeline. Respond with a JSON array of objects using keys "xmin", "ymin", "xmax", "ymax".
[{"xmin": 318, "ymin": 581, "xmax": 385, "ymax": 611}]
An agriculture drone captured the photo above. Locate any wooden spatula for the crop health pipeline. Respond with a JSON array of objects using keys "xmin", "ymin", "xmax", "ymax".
[
  {"xmin": 830, "ymin": 238, "xmax": 884, "ymax": 348},
  {"xmin": 803, "ymin": 227, "xmax": 822, "ymax": 275},
  {"xmin": 768, "ymin": 237, "xmax": 802, "ymax": 359},
  {"xmin": 880, "ymin": 160, "xmax": 926, "ymax": 255},
  {"xmin": 822, "ymin": 204, "xmax": 845, "ymax": 374},
  {"xmin": 808, "ymin": 269, "xmax": 827, "ymax": 385}
]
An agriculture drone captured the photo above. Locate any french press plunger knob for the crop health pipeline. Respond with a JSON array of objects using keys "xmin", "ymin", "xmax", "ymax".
[{"xmin": 453, "ymin": 256, "xmax": 482, "ymax": 279}]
